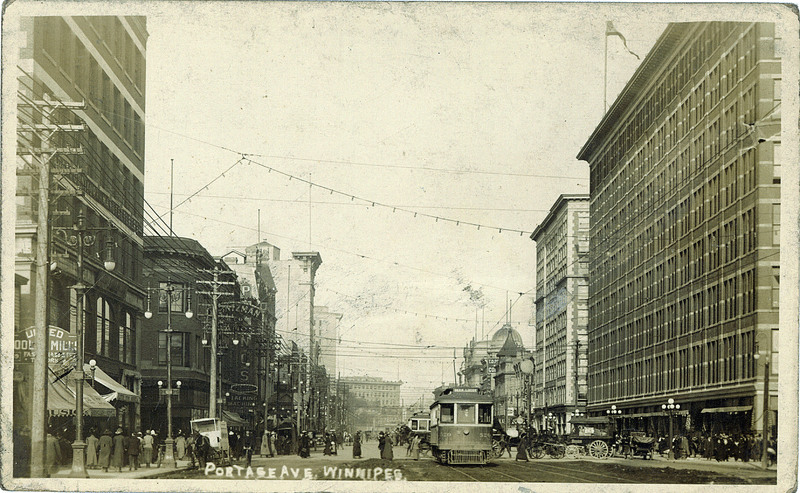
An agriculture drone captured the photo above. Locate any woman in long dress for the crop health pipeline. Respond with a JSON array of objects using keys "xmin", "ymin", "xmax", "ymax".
[
  {"xmin": 515, "ymin": 433, "xmax": 529, "ymax": 462},
  {"xmin": 382, "ymin": 433, "xmax": 394, "ymax": 460},
  {"xmin": 85, "ymin": 431, "xmax": 99, "ymax": 468},
  {"xmin": 98, "ymin": 430, "xmax": 112, "ymax": 471},
  {"xmin": 352, "ymin": 431, "xmax": 362, "ymax": 459},
  {"xmin": 410, "ymin": 435, "xmax": 421, "ymax": 460},
  {"xmin": 111, "ymin": 428, "xmax": 126, "ymax": 471},
  {"xmin": 175, "ymin": 432, "xmax": 186, "ymax": 460}
]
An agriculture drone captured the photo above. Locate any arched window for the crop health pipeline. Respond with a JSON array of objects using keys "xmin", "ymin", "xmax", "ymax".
[{"xmin": 96, "ymin": 297, "xmax": 111, "ymax": 357}]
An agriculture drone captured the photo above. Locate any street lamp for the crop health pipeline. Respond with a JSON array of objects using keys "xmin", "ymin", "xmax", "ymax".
[
  {"xmin": 571, "ymin": 409, "xmax": 584, "ymax": 418},
  {"xmin": 754, "ymin": 331, "xmax": 773, "ymax": 469},
  {"xmin": 661, "ymin": 398, "xmax": 680, "ymax": 460},
  {"xmin": 145, "ymin": 281, "xmax": 193, "ymax": 469},
  {"xmin": 88, "ymin": 360, "xmax": 97, "ymax": 390},
  {"xmin": 54, "ymin": 209, "xmax": 115, "ymax": 478}
]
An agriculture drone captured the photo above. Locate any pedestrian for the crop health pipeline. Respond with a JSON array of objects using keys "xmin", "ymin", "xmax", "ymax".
[
  {"xmin": 332, "ymin": 431, "xmax": 338, "ymax": 455},
  {"xmin": 679, "ymin": 435, "xmax": 690, "ymax": 460},
  {"xmin": 299, "ymin": 432, "xmax": 311, "ymax": 458},
  {"xmin": 45, "ymin": 431, "xmax": 61, "ymax": 477},
  {"xmin": 141, "ymin": 430, "xmax": 154, "ymax": 467},
  {"xmin": 86, "ymin": 430, "xmax": 99, "ymax": 469},
  {"xmin": 378, "ymin": 432, "xmax": 385, "ymax": 456},
  {"xmin": 269, "ymin": 432, "xmax": 277, "ymax": 457},
  {"xmin": 353, "ymin": 431, "xmax": 362, "ymax": 459},
  {"xmin": 176, "ymin": 431, "xmax": 186, "ymax": 460},
  {"xmin": 242, "ymin": 430, "xmax": 254, "ymax": 467},
  {"xmin": 98, "ymin": 429, "xmax": 112, "ymax": 472},
  {"xmin": 410, "ymin": 434, "xmax": 421, "ymax": 461},
  {"xmin": 323, "ymin": 432, "xmax": 332, "ymax": 456},
  {"xmin": 381, "ymin": 432, "xmax": 394, "ymax": 460},
  {"xmin": 126, "ymin": 432, "xmax": 140, "ymax": 470},
  {"xmin": 516, "ymin": 433, "xmax": 530, "ymax": 462},
  {"xmin": 111, "ymin": 428, "xmax": 126, "ymax": 472}
]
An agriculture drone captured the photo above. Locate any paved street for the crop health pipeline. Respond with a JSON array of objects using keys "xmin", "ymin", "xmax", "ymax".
[{"xmin": 150, "ymin": 443, "xmax": 777, "ymax": 484}]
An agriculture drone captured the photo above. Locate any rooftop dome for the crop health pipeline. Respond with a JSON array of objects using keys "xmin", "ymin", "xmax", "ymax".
[{"xmin": 490, "ymin": 324, "xmax": 523, "ymax": 350}]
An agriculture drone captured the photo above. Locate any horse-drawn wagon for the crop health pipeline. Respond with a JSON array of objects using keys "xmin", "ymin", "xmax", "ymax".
[
  {"xmin": 191, "ymin": 418, "xmax": 232, "ymax": 465},
  {"xmin": 564, "ymin": 415, "xmax": 617, "ymax": 459}
]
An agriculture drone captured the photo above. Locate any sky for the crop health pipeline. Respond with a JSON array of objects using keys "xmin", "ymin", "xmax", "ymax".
[{"xmin": 138, "ymin": 2, "xmax": 667, "ymax": 403}]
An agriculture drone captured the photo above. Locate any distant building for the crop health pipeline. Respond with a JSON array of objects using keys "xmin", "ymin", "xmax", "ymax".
[
  {"xmin": 315, "ymin": 306, "xmax": 342, "ymax": 381},
  {"xmin": 492, "ymin": 329, "xmax": 529, "ymax": 430},
  {"xmin": 461, "ymin": 325, "xmax": 525, "ymax": 395},
  {"xmin": 578, "ymin": 22, "xmax": 781, "ymax": 436},
  {"xmin": 531, "ymin": 194, "xmax": 590, "ymax": 434},
  {"xmin": 341, "ymin": 376, "xmax": 403, "ymax": 431}
]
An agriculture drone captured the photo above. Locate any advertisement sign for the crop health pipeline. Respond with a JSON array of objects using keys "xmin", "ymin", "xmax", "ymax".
[{"xmin": 14, "ymin": 326, "xmax": 76, "ymax": 375}]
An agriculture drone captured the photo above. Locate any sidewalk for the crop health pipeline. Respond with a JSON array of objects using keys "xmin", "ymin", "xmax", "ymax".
[{"xmin": 51, "ymin": 458, "xmax": 193, "ymax": 479}]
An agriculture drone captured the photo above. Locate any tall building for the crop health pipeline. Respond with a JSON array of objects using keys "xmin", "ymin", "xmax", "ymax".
[
  {"xmin": 15, "ymin": 16, "xmax": 148, "ymax": 473},
  {"xmin": 315, "ymin": 306, "xmax": 342, "ymax": 379},
  {"xmin": 577, "ymin": 22, "xmax": 781, "ymax": 436},
  {"xmin": 263, "ymin": 242, "xmax": 322, "ymax": 432},
  {"xmin": 531, "ymin": 194, "xmax": 590, "ymax": 434},
  {"xmin": 220, "ymin": 243, "xmax": 279, "ymax": 428}
]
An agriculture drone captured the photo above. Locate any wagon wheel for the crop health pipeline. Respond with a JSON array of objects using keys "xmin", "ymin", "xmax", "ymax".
[
  {"xmin": 564, "ymin": 445, "xmax": 582, "ymax": 458},
  {"xmin": 529, "ymin": 444, "xmax": 545, "ymax": 459},
  {"xmin": 549, "ymin": 445, "xmax": 565, "ymax": 459},
  {"xmin": 588, "ymin": 440, "xmax": 609, "ymax": 459}
]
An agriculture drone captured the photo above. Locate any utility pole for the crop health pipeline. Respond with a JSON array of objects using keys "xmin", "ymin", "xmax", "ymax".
[
  {"xmin": 198, "ymin": 266, "xmax": 234, "ymax": 418},
  {"xmin": 17, "ymin": 94, "xmax": 85, "ymax": 477}
]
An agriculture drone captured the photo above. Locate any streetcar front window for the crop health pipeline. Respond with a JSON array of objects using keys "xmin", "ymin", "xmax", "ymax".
[
  {"xmin": 457, "ymin": 403, "xmax": 476, "ymax": 424},
  {"xmin": 411, "ymin": 420, "xmax": 418, "ymax": 431},
  {"xmin": 440, "ymin": 404, "xmax": 454, "ymax": 423},
  {"xmin": 478, "ymin": 404, "xmax": 492, "ymax": 424}
]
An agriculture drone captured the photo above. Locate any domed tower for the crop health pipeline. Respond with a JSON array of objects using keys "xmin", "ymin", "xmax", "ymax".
[{"xmin": 490, "ymin": 324, "xmax": 523, "ymax": 352}]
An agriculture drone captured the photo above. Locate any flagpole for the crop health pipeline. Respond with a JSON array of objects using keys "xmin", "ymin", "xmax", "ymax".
[{"xmin": 604, "ymin": 27, "xmax": 608, "ymax": 113}]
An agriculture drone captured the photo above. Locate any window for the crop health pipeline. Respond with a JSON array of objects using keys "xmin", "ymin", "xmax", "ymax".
[
  {"xmin": 457, "ymin": 404, "xmax": 476, "ymax": 424},
  {"xmin": 158, "ymin": 332, "xmax": 189, "ymax": 366},
  {"xmin": 96, "ymin": 297, "xmax": 111, "ymax": 357},
  {"xmin": 440, "ymin": 404, "xmax": 454, "ymax": 424},
  {"xmin": 410, "ymin": 420, "xmax": 418, "ymax": 431}
]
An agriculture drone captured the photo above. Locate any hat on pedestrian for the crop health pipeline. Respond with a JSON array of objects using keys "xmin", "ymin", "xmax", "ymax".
[
  {"xmin": 115, "ymin": 428, "xmax": 123, "ymax": 434},
  {"xmin": 137, "ymin": 432, "xmax": 142, "ymax": 436},
  {"xmin": 151, "ymin": 430, "xmax": 156, "ymax": 436}
]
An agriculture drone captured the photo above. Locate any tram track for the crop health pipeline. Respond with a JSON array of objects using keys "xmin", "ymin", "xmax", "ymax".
[
  {"xmin": 505, "ymin": 459, "xmax": 639, "ymax": 483},
  {"xmin": 503, "ymin": 460, "xmax": 593, "ymax": 483}
]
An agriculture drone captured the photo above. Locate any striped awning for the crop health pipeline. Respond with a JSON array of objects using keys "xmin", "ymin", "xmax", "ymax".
[{"xmin": 700, "ymin": 405, "xmax": 753, "ymax": 414}]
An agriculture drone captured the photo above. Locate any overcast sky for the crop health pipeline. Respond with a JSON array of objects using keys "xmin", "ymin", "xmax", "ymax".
[
  {"xmin": 136, "ymin": 3, "xmax": 669, "ymax": 401},
  {"xmin": 8, "ymin": 1, "xmax": 790, "ymax": 404}
]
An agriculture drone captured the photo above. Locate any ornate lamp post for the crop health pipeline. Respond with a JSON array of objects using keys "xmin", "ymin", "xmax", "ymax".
[
  {"xmin": 54, "ymin": 208, "xmax": 116, "ymax": 478},
  {"xmin": 661, "ymin": 398, "xmax": 680, "ymax": 460},
  {"xmin": 607, "ymin": 404, "xmax": 622, "ymax": 434},
  {"xmin": 145, "ymin": 281, "xmax": 193, "ymax": 469},
  {"xmin": 88, "ymin": 359, "xmax": 97, "ymax": 390}
]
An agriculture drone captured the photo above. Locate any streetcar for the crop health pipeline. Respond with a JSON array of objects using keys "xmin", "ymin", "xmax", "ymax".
[
  {"xmin": 407, "ymin": 411, "xmax": 432, "ymax": 452},
  {"xmin": 429, "ymin": 386, "xmax": 494, "ymax": 464}
]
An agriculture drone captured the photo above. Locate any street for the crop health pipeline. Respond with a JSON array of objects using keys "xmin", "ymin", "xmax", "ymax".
[{"xmin": 154, "ymin": 443, "xmax": 777, "ymax": 484}]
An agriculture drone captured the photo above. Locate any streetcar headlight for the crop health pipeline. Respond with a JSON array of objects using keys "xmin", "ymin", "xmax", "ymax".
[{"xmin": 463, "ymin": 430, "xmax": 470, "ymax": 435}]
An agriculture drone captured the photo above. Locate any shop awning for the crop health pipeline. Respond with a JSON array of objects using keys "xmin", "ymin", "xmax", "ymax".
[
  {"xmin": 48, "ymin": 372, "xmax": 116, "ymax": 417},
  {"xmin": 83, "ymin": 364, "xmax": 139, "ymax": 403},
  {"xmin": 222, "ymin": 410, "xmax": 248, "ymax": 427},
  {"xmin": 700, "ymin": 405, "xmax": 753, "ymax": 414}
]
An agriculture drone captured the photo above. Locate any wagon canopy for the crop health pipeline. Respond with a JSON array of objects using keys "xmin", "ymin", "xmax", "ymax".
[{"xmin": 569, "ymin": 416, "xmax": 611, "ymax": 425}]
